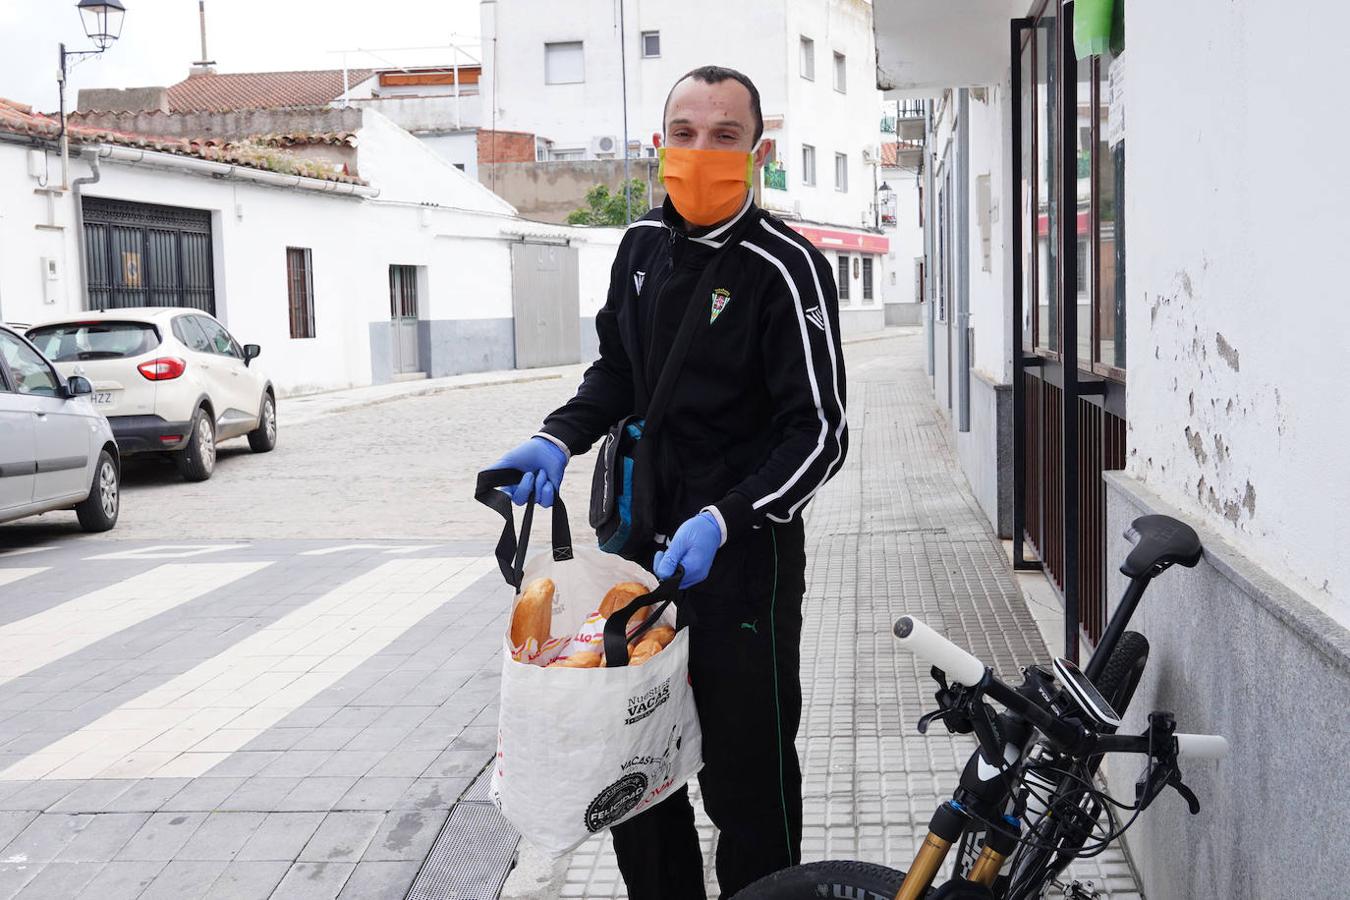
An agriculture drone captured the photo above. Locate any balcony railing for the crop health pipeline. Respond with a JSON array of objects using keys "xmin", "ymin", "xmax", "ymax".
[{"xmin": 764, "ymin": 164, "xmax": 787, "ymax": 191}]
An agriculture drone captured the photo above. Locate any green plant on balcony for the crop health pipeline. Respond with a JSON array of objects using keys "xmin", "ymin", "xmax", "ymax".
[{"xmin": 764, "ymin": 161, "xmax": 787, "ymax": 191}]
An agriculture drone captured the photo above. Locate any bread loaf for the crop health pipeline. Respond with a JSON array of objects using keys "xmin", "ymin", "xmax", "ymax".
[
  {"xmin": 547, "ymin": 650, "xmax": 602, "ymax": 669},
  {"xmin": 642, "ymin": 625, "xmax": 676, "ymax": 648},
  {"xmin": 511, "ymin": 578, "xmax": 554, "ymax": 649},
  {"xmin": 599, "ymin": 582, "xmax": 651, "ymax": 628}
]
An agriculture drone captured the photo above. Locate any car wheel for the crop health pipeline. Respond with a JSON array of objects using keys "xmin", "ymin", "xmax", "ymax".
[
  {"xmin": 247, "ymin": 393, "xmax": 277, "ymax": 453},
  {"xmin": 175, "ymin": 408, "xmax": 216, "ymax": 481},
  {"xmin": 75, "ymin": 450, "xmax": 119, "ymax": 532}
]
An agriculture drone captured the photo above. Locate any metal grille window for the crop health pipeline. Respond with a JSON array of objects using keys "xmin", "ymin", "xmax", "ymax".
[
  {"xmin": 641, "ymin": 31, "xmax": 660, "ymax": 58},
  {"xmin": 837, "ymin": 254, "xmax": 850, "ymax": 302},
  {"xmin": 862, "ymin": 257, "xmax": 874, "ymax": 301},
  {"xmin": 82, "ymin": 198, "xmax": 214, "ymax": 313},
  {"xmin": 286, "ymin": 247, "xmax": 315, "ymax": 339}
]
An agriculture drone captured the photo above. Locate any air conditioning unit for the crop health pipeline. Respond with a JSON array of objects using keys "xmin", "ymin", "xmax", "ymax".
[{"xmin": 590, "ymin": 135, "xmax": 619, "ymax": 157}]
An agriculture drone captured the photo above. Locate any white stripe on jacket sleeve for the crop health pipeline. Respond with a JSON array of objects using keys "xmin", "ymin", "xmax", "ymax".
[
  {"xmin": 740, "ymin": 240, "xmax": 840, "ymax": 516},
  {"xmin": 759, "ymin": 218, "xmax": 847, "ymax": 516}
]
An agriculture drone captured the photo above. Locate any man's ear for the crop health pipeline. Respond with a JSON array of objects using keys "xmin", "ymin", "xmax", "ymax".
[{"xmin": 753, "ymin": 138, "xmax": 773, "ymax": 169}]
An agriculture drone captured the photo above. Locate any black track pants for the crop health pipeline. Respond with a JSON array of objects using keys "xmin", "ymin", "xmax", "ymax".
[{"xmin": 611, "ymin": 519, "xmax": 807, "ymax": 900}]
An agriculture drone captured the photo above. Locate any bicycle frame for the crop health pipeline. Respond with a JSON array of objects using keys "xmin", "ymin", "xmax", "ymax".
[{"xmin": 895, "ymin": 568, "xmax": 1160, "ymax": 899}]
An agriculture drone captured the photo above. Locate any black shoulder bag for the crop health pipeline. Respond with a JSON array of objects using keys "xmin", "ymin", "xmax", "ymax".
[{"xmin": 589, "ymin": 247, "xmax": 733, "ymax": 560}]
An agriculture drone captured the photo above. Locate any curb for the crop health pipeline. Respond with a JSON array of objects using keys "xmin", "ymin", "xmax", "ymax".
[{"xmin": 284, "ymin": 371, "xmax": 566, "ymax": 424}]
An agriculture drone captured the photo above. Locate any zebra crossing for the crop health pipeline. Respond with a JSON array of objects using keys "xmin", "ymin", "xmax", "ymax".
[{"xmin": 0, "ymin": 539, "xmax": 508, "ymax": 898}]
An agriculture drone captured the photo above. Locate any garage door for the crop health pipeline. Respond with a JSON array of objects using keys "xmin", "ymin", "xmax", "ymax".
[{"xmin": 82, "ymin": 198, "xmax": 215, "ymax": 314}]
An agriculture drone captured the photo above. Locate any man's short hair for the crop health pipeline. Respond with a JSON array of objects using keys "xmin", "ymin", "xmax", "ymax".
[{"xmin": 663, "ymin": 65, "xmax": 764, "ymax": 145}]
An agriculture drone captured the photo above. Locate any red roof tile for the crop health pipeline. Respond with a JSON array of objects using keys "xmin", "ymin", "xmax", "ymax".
[
  {"xmin": 881, "ymin": 141, "xmax": 924, "ymax": 167},
  {"xmin": 0, "ymin": 97, "xmax": 364, "ymax": 184},
  {"xmin": 165, "ymin": 69, "xmax": 376, "ymax": 113}
]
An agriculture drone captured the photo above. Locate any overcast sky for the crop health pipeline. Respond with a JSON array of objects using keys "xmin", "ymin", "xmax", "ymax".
[{"xmin": 0, "ymin": 0, "xmax": 481, "ymax": 113}]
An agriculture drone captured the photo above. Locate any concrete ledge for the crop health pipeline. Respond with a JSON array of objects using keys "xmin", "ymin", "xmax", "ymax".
[
  {"xmin": 1103, "ymin": 472, "xmax": 1350, "ymax": 900},
  {"xmin": 1105, "ymin": 473, "xmax": 1350, "ymax": 670}
]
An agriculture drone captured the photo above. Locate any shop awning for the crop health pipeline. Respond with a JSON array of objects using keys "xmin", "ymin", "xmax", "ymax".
[{"xmin": 788, "ymin": 224, "xmax": 889, "ymax": 255}]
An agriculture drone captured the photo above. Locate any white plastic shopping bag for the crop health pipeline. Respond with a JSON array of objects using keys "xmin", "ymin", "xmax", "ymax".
[{"xmin": 475, "ymin": 468, "xmax": 703, "ymax": 857}]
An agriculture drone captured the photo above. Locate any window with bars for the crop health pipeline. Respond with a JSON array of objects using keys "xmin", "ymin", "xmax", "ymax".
[
  {"xmin": 286, "ymin": 247, "xmax": 315, "ymax": 339},
  {"xmin": 837, "ymin": 254, "xmax": 850, "ymax": 302},
  {"xmin": 862, "ymin": 257, "xmax": 873, "ymax": 300}
]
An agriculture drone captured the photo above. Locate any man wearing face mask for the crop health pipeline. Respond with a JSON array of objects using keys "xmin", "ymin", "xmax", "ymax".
[{"xmin": 489, "ymin": 65, "xmax": 846, "ymax": 898}]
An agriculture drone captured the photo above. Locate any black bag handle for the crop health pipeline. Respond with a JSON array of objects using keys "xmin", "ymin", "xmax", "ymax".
[
  {"xmin": 474, "ymin": 467, "xmax": 574, "ymax": 589},
  {"xmin": 601, "ymin": 568, "xmax": 684, "ymax": 668}
]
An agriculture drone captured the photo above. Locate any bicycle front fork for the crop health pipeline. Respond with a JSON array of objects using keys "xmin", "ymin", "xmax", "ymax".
[{"xmin": 896, "ymin": 802, "xmax": 1020, "ymax": 899}]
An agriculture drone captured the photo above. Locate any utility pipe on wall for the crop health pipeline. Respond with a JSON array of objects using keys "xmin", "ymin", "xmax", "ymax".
[
  {"xmin": 70, "ymin": 145, "xmax": 105, "ymax": 310},
  {"xmin": 956, "ymin": 87, "xmax": 972, "ymax": 433}
]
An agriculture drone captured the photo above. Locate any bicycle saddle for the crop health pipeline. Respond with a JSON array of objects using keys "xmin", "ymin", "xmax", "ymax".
[{"xmin": 1120, "ymin": 514, "xmax": 1202, "ymax": 578}]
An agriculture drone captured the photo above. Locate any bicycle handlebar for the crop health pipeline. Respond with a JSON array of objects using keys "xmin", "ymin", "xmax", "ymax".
[
  {"xmin": 893, "ymin": 615, "xmax": 986, "ymax": 687},
  {"xmin": 894, "ymin": 615, "xmax": 1229, "ymax": 761}
]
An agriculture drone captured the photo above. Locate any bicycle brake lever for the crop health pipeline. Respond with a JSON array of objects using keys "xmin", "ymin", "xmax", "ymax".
[
  {"xmin": 1169, "ymin": 772, "xmax": 1201, "ymax": 815},
  {"xmin": 917, "ymin": 707, "xmax": 947, "ymax": 735}
]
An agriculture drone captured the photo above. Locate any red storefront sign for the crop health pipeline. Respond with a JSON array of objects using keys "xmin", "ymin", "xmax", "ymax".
[{"xmin": 786, "ymin": 223, "xmax": 890, "ymax": 254}]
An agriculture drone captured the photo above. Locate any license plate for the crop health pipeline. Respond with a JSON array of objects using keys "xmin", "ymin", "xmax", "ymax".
[{"xmin": 92, "ymin": 392, "xmax": 115, "ymax": 406}]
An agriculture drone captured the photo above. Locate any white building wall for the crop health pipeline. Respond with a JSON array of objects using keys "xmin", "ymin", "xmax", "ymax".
[
  {"xmin": 481, "ymin": 0, "xmax": 880, "ymax": 234},
  {"xmin": 878, "ymin": 166, "xmax": 923, "ymax": 305},
  {"xmin": 1125, "ymin": 2, "xmax": 1350, "ymax": 622},
  {"xmin": 964, "ymin": 85, "xmax": 1010, "ymax": 383},
  {"xmin": 0, "ymin": 116, "xmax": 614, "ymax": 396}
]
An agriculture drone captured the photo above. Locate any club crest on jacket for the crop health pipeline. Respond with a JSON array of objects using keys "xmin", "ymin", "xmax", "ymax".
[{"xmin": 710, "ymin": 288, "xmax": 732, "ymax": 324}]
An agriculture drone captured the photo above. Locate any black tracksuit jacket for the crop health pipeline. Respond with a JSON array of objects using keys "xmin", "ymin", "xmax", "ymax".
[{"xmin": 541, "ymin": 196, "xmax": 847, "ymax": 545}]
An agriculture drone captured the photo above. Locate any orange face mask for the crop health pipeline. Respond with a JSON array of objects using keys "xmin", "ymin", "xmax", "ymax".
[{"xmin": 657, "ymin": 146, "xmax": 755, "ymax": 227}]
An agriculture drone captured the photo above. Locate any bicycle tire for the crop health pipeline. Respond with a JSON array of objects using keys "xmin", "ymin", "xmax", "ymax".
[{"xmin": 733, "ymin": 860, "xmax": 913, "ymax": 899}]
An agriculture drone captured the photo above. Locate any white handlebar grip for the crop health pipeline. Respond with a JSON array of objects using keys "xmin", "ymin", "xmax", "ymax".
[
  {"xmin": 893, "ymin": 616, "xmax": 987, "ymax": 687},
  {"xmin": 1174, "ymin": 733, "xmax": 1229, "ymax": 760}
]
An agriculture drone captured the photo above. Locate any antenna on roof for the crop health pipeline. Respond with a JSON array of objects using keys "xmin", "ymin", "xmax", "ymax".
[{"xmin": 190, "ymin": 0, "xmax": 216, "ymax": 77}]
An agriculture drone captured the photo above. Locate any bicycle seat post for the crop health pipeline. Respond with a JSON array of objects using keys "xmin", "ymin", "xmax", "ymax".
[{"xmin": 1084, "ymin": 574, "xmax": 1149, "ymax": 683}]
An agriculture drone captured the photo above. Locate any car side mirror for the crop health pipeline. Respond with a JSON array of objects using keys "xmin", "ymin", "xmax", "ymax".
[
  {"xmin": 243, "ymin": 344, "xmax": 262, "ymax": 366},
  {"xmin": 65, "ymin": 375, "xmax": 93, "ymax": 398}
]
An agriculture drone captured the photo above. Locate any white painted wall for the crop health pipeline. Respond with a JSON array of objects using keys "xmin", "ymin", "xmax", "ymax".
[
  {"xmin": 879, "ymin": 166, "xmax": 923, "ymax": 304},
  {"xmin": 0, "ymin": 112, "xmax": 614, "ymax": 397},
  {"xmin": 417, "ymin": 132, "xmax": 480, "ymax": 180},
  {"xmin": 1125, "ymin": 1, "xmax": 1350, "ymax": 623},
  {"xmin": 481, "ymin": 0, "xmax": 881, "ymax": 233},
  {"xmin": 964, "ymin": 85, "xmax": 1010, "ymax": 383}
]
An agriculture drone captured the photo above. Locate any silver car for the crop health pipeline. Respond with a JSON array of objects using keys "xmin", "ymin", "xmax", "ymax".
[{"xmin": 0, "ymin": 324, "xmax": 120, "ymax": 532}]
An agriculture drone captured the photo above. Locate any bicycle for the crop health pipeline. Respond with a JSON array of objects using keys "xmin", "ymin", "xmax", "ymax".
[{"xmin": 736, "ymin": 513, "xmax": 1228, "ymax": 900}]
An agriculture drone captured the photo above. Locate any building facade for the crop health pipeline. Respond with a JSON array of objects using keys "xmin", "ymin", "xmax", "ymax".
[
  {"xmin": 481, "ymin": 0, "xmax": 893, "ymax": 333},
  {"xmin": 874, "ymin": 2, "xmax": 1350, "ymax": 897},
  {"xmin": 0, "ymin": 100, "xmax": 619, "ymax": 396}
]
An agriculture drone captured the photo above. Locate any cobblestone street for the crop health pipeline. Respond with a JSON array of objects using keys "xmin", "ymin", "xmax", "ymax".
[{"xmin": 0, "ymin": 331, "xmax": 1141, "ymax": 898}]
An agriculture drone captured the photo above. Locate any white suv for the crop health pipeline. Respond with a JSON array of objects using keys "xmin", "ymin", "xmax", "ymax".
[
  {"xmin": 0, "ymin": 324, "xmax": 120, "ymax": 531},
  {"xmin": 27, "ymin": 308, "xmax": 276, "ymax": 482}
]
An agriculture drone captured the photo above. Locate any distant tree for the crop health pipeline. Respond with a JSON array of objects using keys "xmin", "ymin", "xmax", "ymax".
[{"xmin": 566, "ymin": 179, "xmax": 649, "ymax": 226}]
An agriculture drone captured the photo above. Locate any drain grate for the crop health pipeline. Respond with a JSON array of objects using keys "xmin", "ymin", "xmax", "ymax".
[{"xmin": 408, "ymin": 757, "xmax": 519, "ymax": 900}]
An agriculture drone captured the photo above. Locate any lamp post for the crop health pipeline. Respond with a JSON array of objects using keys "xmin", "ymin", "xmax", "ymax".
[
  {"xmin": 878, "ymin": 180, "xmax": 897, "ymax": 229},
  {"xmin": 58, "ymin": 0, "xmax": 127, "ymax": 189}
]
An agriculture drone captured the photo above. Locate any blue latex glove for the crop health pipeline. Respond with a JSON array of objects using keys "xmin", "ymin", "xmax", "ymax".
[
  {"xmin": 654, "ymin": 512, "xmax": 723, "ymax": 589},
  {"xmin": 493, "ymin": 437, "xmax": 568, "ymax": 507}
]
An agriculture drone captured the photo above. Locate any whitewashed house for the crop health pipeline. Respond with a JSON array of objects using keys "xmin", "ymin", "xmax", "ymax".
[
  {"xmin": 0, "ymin": 96, "xmax": 619, "ymax": 396},
  {"xmin": 874, "ymin": 2, "xmax": 1350, "ymax": 897}
]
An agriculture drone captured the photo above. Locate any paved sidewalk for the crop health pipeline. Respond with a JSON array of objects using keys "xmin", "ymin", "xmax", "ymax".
[{"xmin": 519, "ymin": 332, "xmax": 1141, "ymax": 898}]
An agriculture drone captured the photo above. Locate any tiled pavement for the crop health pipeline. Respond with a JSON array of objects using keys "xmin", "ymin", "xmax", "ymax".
[
  {"xmin": 0, "ymin": 331, "xmax": 1142, "ymax": 899},
  {"xmin": 555, "ymin": 334, "xmax": 1143, "ymax": 898},
  {"xmin": 0, "ymin": 540, "xmax": 506, "ymax": 899}
]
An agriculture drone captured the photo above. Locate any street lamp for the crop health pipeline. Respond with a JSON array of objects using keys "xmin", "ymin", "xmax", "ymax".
[
  {"xmin": 878, "ymin": 181, "xmax": 897, "ymax": 228},
  {"xmin": 58, "ymin": 0, "xmax": 128, "ymax": 188}
]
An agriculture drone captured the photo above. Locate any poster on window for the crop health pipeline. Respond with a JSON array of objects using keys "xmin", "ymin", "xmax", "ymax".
[{"xmin": 121, "ymin": 250, "xmax": 142, "ymax": 287}]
